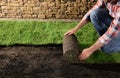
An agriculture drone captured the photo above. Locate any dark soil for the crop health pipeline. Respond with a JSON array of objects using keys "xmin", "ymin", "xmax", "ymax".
[{"xmin": 0, "ymin": 45, "xmax": 120, "ymax": 78}]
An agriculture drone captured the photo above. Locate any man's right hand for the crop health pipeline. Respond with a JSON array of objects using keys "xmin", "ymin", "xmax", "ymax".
[{"xmin": 64, "ymin": 29, "xmax": 77, "ymax": 36}]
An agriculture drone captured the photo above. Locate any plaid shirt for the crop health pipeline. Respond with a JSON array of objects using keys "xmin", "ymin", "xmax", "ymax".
[{"xmin": 83, "ymin": 0, "xmax": 120, "ymax": 45}]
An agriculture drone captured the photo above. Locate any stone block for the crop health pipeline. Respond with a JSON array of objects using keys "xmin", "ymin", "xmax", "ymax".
[
  {"xmin": 23, "ymin": 14, "xmax": 32, "ymax": 19},
  {"xmin": 21, "ymin": 7, "xmax": 33, "ymax": 14},
  {"xmin": 24, "ymin": 1, "xmax": 40, "ymax": 7},
  {"xmin": 7, "ymin": 14, "xmax": 16, "ymax": 18},
  {"xmin": 56, "ymin": 15, "xmax": 62, "ymax": 19},
  {"xmin": 16, "ymin": 16, "xmax": 22, "ymax": 18},
  {"xmin": 1, "ymin": 6, "xmax": 17, "ymax": 13},
  {"xmin": 0, "ymin": 1, "xmax": 7, "ymax": 6},
  {"xmin": 8, "ymin": 1, "xmax": 23, "ymax": 6},
  {"xmin": 33, "ymin": 7, "xmax": 41, "ymax": 13},
  {"xmin": 32, "ymin": 14, "xmax": 38, "ymax": 19},
  {"xmin": 56, "ymin": 0, "xmax": 61, "ymax": 4},
  {"xmin": 0, "ymin": 13, "xmax": 6, "ymax": 18},
  {"xmin": 38, "ymin": 14, "xmax": 46, "ymax": 19},
  {"xmin": 49, "ymin": 2, "xmax": 56, "ymax": 7}
]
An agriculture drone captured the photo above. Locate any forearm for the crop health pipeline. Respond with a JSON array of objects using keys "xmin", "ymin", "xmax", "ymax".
[
  {"xmin": 75, "ymin": 0, "xmax": 103, "ymax": 32},
  {"xmin": 73, "ymin": 18, "xmax": 90, "ymax": 31},
  {"xmin": 89, "ymin": 40, "xmax": 104, "ymax": 52},
  {"xmin": 79, "ymin": 39, "xmax": 104, "ymax": 60}
]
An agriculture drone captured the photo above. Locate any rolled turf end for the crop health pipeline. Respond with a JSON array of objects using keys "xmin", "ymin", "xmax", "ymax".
[
  {"xmin": 63, "ymin": 34, "xmax": 80, "ymax": 63},
  {"xmin": 64, "ymin": 50, "xmax": 80, "ymax": 63}
]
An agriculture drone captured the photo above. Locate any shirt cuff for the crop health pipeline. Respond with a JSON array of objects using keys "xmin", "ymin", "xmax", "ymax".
[{"xmin": 98, "ymin": 34, "xmax": 111, "ymax": 45}]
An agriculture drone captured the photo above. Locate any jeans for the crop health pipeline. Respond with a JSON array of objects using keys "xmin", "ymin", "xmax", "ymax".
[{"xmin": 89, "ymin": 8, "xmax": 120, "ymax": 53}]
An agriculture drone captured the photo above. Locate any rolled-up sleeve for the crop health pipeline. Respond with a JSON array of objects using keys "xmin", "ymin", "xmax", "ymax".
[
  {"xmin": 83, "ymin": 0, "xmax": 103, "ymax": 20},
  {"xmin": 99, "ymin": 18, "xmax": 120, "ymax": 44}
]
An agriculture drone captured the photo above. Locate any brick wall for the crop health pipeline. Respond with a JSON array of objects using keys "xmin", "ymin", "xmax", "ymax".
[{"xmin": 0, "ymin": 0, "xmax": 97, "ymax": 19}]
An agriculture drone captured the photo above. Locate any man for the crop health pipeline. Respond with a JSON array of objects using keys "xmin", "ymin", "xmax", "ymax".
[{"xmin": 64, "ymin": 0, "xmax": 120, "ymax": 60}]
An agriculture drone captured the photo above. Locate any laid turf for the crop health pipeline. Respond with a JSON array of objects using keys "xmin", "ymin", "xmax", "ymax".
[{"xmin": 0, "ymin": 20, "xmax": 120, "ymax": 63}]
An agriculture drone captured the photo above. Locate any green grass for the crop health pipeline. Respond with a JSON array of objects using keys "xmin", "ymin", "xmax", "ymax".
[
  {"xmin": 0, "ymin": 20, "xmax": 120, "ymax": 63},
  {"xmin": 0, "ymin": 20, "xmax": 74, "ymax": 45}
]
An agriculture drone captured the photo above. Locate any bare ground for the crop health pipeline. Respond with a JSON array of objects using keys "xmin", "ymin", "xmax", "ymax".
[{"xmin": 0, "ymin": 45, "xmax": 120, "ymax": 78}]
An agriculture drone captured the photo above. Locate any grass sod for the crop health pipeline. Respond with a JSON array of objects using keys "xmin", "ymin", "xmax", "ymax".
[{"xmin": 0, "ymin": 20, "xmax": 120, "ymax": 63}]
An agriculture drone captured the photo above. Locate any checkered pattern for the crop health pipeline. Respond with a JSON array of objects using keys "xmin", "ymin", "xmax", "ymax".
[{"xmin": 83, "ymin": 0, "xmax": 120, "ymax": 44}]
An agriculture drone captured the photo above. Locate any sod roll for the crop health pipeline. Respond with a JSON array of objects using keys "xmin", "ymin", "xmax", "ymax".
[{"xmin": 63, "ymin": 34, "xmax": 80, "ymax": 63}]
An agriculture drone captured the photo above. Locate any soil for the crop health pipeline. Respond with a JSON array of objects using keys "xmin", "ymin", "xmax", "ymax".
[{"xmin": 0, "ymin": 45, "xmax": 120, "ymax": 78}]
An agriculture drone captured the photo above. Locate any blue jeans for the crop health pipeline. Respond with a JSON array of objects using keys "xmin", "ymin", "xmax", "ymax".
[{"xmin": 89, "ymin": 8, "xmax": 120, "ymax": 53}]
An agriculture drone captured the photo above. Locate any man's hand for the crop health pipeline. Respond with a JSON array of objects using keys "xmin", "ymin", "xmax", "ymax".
[
  {"xmin": 79, "ymin": 48, "xmax": 95, "ymax": 61},
  {"xmin": 64, "ymin": 29, "xmax": 77, "ymax": 36},
  {"xmin": 79, "ymin": 40, "xmax": 104, "ymax": 61}
]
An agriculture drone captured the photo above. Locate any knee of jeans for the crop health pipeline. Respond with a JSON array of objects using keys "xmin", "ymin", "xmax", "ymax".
[
  {"xmin": 90, "ymin": 9, "xmax": 100, "ymax": 20},
  {"xmin": 101, "ymin": 48, "xmax": 113, "ymax": 53}
]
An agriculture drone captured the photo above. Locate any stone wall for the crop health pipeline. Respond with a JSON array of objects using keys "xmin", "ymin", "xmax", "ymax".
[{"xmin": 0, "ymin": 0, "xmax": 97, "ymax": 19}]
